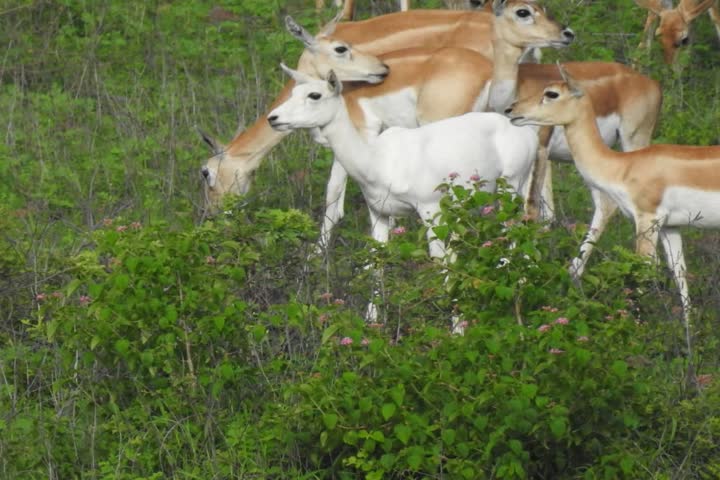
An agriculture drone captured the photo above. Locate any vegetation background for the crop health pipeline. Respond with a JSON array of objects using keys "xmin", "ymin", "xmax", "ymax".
[{"xmin": 1, "ymin": 0, "xmax": 719, "ymax": 478}]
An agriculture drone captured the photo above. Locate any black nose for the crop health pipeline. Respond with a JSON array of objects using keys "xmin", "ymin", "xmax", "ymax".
[
  {"xmin": 267, "ymin": 115, "xmax": 278, "ymax": 123},
  {"xmin": 504, "ymin": 107, "xmax": 513, "ymax": 115},
  {"xmin": 562, "ymin": 28, "xmax": 575, "ymax": 41}
]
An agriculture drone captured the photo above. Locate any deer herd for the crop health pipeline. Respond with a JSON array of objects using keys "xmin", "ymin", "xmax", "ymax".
[{"xmin": 200, "ymin": 0, "xmax": 720, "ymax": 326}]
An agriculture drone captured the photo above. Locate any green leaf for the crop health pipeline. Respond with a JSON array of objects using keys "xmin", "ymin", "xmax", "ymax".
[
  {"xmin": 381, "ymin": 403, "xmax": 396, "ymax": 421},
  {"xmin": 323, "ymin": 413, "xmax": 338, "ymax": 430},
  {"xmin": 494, "ymin": 285, "xmax": 514, "ymax": 300},
  {"xmin": 549, "ymin": 417, "xmax": 566, "ymax": 438},
  {"xmin": 441, "ymin": 428, "xmax": 456, "ymax": 445},
  {"xmin": 90, "ymin": 335, "xmax": 101, "ymax": 350},
  {"xmin": 321, "ymin": 323, "xmax": 341, "ymax": 345},
  {"xmin": 394, "ymin": 424, "xmax": 411, "ymax": 445},
  {"xmin": 611, "ymin": 360, "xmax": 628, "ymax": 378},
  {"xmin": 114, "ymin": 338, "xmax": 130, "ymax": 355}
]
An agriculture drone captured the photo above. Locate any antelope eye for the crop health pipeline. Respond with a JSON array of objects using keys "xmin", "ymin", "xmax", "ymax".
[
  {"xmin": 308, "ymin": 92, "xmax": 322, "ymax": 100},
  {"xmin": 334, "ymin": 46, "xmax": 348, "ymax": 54},
  {"xmin": 544, "ymin": 91, "xmax": 559, "ymax": 99},
  {"xmin": 516, "ymin": 8, "xmax": 531, "ymax": 18}
]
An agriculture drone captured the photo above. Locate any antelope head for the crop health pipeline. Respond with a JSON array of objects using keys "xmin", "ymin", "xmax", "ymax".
[
  {"xmin": 267, "ymin": 65, "xmax": 344, "ymax": 132},
  {"xmin": 287, "ymin": 15, "xmax": 389, "ymax": 83},
  {"xmin": 198, "ymin": 129, "xmax": 254, "ymax": 213},
  {"xmin": 492, "ymin": 0, "xmax": 576, "ymax": 49},
  {"xmin": 505, "ymin": 65, "xmax": 586, "ymax": 127},
  {"xmin": 635, "ymin": 0, "xmax": 716, "ymax": 63}
]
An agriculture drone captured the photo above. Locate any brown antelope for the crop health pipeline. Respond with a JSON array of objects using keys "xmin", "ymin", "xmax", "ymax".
[
  {"xmin": 507, "ymin": 66, "xmax": 720, "ymax": 323},
  {"xmin": 635, "ymin": 0, "xmax": 720, "ymax": 64}
]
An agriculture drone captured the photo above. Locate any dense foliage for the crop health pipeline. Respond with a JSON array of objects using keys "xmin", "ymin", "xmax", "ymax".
[{"xmin": 1, "ymin": 0, "xmax": 719, "ymax": 478}]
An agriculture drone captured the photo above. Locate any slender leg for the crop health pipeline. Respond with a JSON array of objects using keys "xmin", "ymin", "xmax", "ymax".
[
  {"xmin": 317, "ymin": 159, "xmax": 348, "ymax": 252},
  {"xmin": 399, "ymin": 0, "xmax": 411, "ymax": 11},
  {"xmin": 634, "ymin": 211, "xmax": 661, "ymax": 259},
  {"xmin": 525, "ymin": 126, "xmax": 553, "ymax": 222},
  {"xmin": 569, "ymin": 188, "xmax": 618, "ymax": 280},
  {"xmin": 419, "ymin": 207, "xmax": 465, "ymax": 334},
  {"xmin": 365, "ymin": 209, "xmax": 391, "ymax": 323},
  {"xmin": 659, "ymin": 228, "xmax": 691, "ymax": 323}
]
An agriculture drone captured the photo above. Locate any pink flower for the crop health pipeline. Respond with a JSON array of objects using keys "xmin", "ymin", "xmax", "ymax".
[
  {"xmin": 361, "ymin": 338, "xmax": 370, "ymax": 346},
  {"xmin": 319, "ymin": 292, "xmax": 333, "ymax": 301},
  {"xmin": 448, "ymin": 172, "xmax": 460, "ymax": 180},
  {"xmin": 206, "ymin": 256, "xmax": 216, "ymax": 264},
  {"xmin": 79, "ymin": 295, "xmax": 91, "ymax": 306},
  {"xmin": 340, "ymin": 336, "xmax": 353, "ymax": 346},
  {"xmin": 482, "ymin": 241, "xmax": 493, "ymax": 248},
  {"xmin": 116, "ymin": 225, "xmax": 128, "ymax": 232},
  {"xmin": 102, "ymin": 218, "xmax": 113, "ymax": 226},
  {"xmin": 470, "ymin": 174, "xmax": 481, "ymax": 182},
  {"xmin": 554, "ymin": 317, "xmax": 569, "ymax": 325},
  {"xmin": 35, "ymin": 293, "xmax": 47, "ymax": 301},
  {"xmin": 549, "ymin": 348, "xmax": 565, "ymax": 355},
  {"xmin": 538, "ymin": 324, "xmax": 552, "ymax": 333},
  {"xmin": 481, "ymin": 205, "xmax": 495, "ymax": 215},
  {"xmin": 577, "ymin": 336, "xmax": 589, "ymax": 342},
  {"xmin": 456, "ymin": 320, "xmax": 469, "ymax": 329},
  {"xmin": 541, "ymin": 305, "xmax": 559, "ymax": 313},
  {"xmin": 391, "ymin": 226, "xmax": 407, "ymax": 235},
  {"xmin": 333, "ymin": 298, "xmax": 345, "ymax": 306},
  {"xmin": 130, "ymin": 222, "xmax": 142, "ymax": 230},
  {"xmin": 319, "ymin": 314, "xmax": 330, "ymax": 324}
]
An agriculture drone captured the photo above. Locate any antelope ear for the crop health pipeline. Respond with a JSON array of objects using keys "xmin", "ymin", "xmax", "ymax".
[
  {"xmin": 492, "ymin": 0, "xmax": 507, "ymax": 16},
  {"xmin": 327, "ymin": 70, "xmax": 343, "ymax": 95},
  {"xmin": 319, "ymin": 3, "xmax": 345, "ymax": 36},
  {"xmin": 678, "ymin": 0, "xmax": 715, "ymax": 22},
  {"xmin": 280, "ymin": 62, "xmax": 315, "ymax": 84},
  {"xmin": 557, "ymin": 63, "xmax": 584, "ymax": 97},
  {"xmin": 285, "ymin": 16, "xmax": 317, "ymax": 51},
  {"xmin": 197, "ymin": 127, "xmax": 224, "ymax": 155}
]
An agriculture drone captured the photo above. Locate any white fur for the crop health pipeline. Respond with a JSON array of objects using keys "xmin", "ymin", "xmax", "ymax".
[{"xmin": 269, "ymin": 72, "xmax": 538, "ymax": 318}]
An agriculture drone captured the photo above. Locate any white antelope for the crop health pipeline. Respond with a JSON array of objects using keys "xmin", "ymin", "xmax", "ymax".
[
  {"xmin": 506, "ymin": 66, "xmax": 720, "ymax": 323},
  {"xmin": 268, "ymin": 67, "xmax": 539, "ymax": 319},
  {"xmin": 634, "ymin": 0, "xmax": 720, "ymax": 64}
]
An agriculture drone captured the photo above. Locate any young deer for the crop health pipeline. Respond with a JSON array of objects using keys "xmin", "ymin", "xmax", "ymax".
[
  {"xmin": 268, "ymin": 67, "xmax": 539, "ymax": 321},
  {"xmin": 506, "ymin": 66, "xmax": 720, "ymax": 323},
  {"xmin": 634, "ymin": 0, "xmax": 720, "ymax": 64}
]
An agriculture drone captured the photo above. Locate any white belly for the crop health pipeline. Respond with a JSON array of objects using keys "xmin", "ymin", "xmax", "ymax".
[{"xmin": 660, "ymin": 187, "xmax": 720, "ymax": 228}]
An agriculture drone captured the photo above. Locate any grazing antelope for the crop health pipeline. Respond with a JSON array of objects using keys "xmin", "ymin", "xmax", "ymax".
[
  {"xmin": 200, "ymin": 8, "xmax": 507, "ymax": 211},
  {"xmin": 268, "ymin": 67, "xmax": 539, "ymax": 320},
  {"xmin": 506, "ymin": 66, "xmax": 720, "ymax": 323},
  {"xmin": 635, "ymin": 0, "xmax": 720, "ymax": 64}
]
